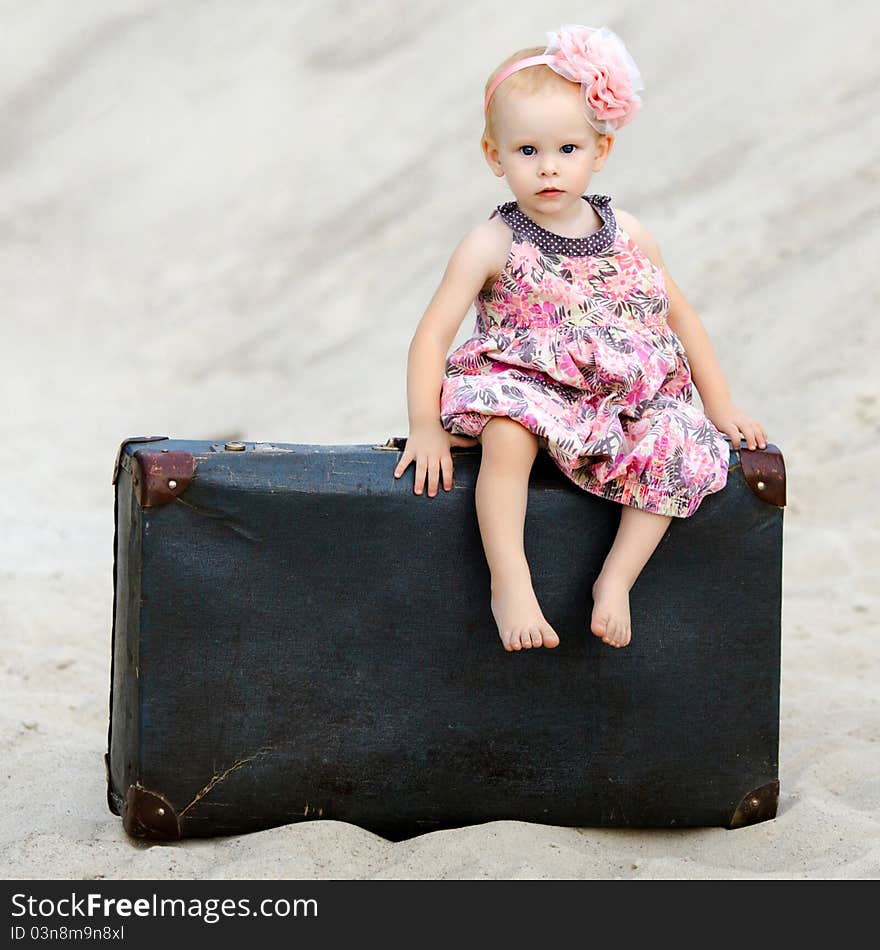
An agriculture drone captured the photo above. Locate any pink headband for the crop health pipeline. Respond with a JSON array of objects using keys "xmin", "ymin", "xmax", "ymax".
[
  {"xmin": 484, "ymin": 55, "xmax": 555, "ymax": 115},
  {"xmin": 483, "ymin": 25, "xmax": 644, "ymax": 134}
]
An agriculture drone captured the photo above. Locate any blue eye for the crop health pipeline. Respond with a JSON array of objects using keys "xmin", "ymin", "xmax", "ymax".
[{"xmin": 518, "ymin": 144, "xmax": 578, "ymax": 155}]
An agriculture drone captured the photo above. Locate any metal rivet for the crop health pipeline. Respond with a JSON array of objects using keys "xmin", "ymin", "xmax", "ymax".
[
  {"xmin": 750, "ymin": 797, "xmax": 759, "ymax": 807},
  {"xmin": 156, "ymin": 807, "xmax": 165, "ymax": 816},
  {"xmin": 168, "ymin": 479, "xmax": 177, "ymax": 490},
  {"xmin": 756, "ymin": 481, "xmax": 765, "ymax": 490}
]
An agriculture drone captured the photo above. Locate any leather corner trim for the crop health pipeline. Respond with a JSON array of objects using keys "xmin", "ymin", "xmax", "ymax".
[
  {"xmin": 739, "ymin": 443, "xmax": 786, "ymax": 507},
  {"xmin": 112, "ymin": 436, "xmax": 169, "ymax": 485},
  {"xmin": 728, "ymin": 779, "xmax": 780, "ymax": 828},
  {"xmin": 131, "ymin": 450, "xmax": 195, "ymax": 508},
  {"xmin": 122, "ymin": 785, "xmax": 182, "ymax": 840}
]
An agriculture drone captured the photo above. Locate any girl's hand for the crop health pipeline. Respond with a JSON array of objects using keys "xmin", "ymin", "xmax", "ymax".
[
  {"xmin": 703, "ymin": 399, "xmax": 768, "ymax": 451},
  {"xmin": 393, "ymin": 424, "xmax": 479, "ymax": 496}
]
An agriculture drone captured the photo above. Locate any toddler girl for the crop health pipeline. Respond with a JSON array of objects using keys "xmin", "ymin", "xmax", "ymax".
[{"xmin": 393, "ymin": 24, "xmax": 768, "ymax": 653}]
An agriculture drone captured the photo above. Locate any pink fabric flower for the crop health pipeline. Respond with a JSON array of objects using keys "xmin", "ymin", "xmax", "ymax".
[{"xmin": 544, "ymin": 25, "xmax": 644, "ymax": 133}]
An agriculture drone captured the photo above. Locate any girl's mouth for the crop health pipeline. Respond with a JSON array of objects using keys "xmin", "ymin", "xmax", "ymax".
[{"xmin": 538, "ymin": 189, "xmax": 564, "ymax": 197}]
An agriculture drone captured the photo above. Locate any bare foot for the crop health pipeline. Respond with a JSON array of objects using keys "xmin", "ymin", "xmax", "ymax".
[
  {"xmin": 490, "ymin": 577, "xmax": 560, "ymax": 652},
  {"xmin": 590, "ymin": 574, "xmax": 632, "ymax": 648}
]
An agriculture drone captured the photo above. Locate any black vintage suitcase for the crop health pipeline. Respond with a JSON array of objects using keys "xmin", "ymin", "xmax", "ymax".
[{"xmin": 107, "ymin": 434, "xmax": 785, "ymax": 841}]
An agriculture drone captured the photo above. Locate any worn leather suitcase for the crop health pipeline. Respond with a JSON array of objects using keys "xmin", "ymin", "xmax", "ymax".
[{"xmin": 107, "ymin": 433, "xmax": 785, "ymax": 841}]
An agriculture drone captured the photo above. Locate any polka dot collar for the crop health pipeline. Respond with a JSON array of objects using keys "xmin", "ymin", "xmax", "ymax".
[{"xmin": 496, "ymin": 194, "xmax": 616, "ymax": 256}]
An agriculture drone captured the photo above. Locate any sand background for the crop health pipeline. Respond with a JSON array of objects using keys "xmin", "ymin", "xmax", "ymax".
[{"xmin": 2, "ymin": 0, "xmax": 878, "ymax": 878}]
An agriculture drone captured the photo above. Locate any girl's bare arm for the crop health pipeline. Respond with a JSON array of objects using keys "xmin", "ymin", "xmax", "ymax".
[{"xmin": 394, "ymin": 223, "xmax": 500, "ymax": 495}]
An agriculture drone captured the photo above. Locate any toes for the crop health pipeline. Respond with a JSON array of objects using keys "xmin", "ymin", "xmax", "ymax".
[
  {"xmin": 596, "ymin": 615, "xmax": 629, "ymax": 647},
  {"xmin": 611, "ymin": 624, "xmax": 631, "ymax": 648},
  {"xmin": 501, "ymin": 623, "xmax": 565, "ymax": 651},
  {"xmin": 503, "ymin": 625, "xmax": 561, "ymax": 651}
]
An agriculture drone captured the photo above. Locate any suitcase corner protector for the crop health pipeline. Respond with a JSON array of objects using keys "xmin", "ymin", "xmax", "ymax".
[
  {"xmin": 122, "ymin": 785, "xmax": 182, "ymax": 841},
  {"xmin": 727, "ymin": 779, "xmax": 779, "ymax": 828},
  {"xmin": 130, "ymin": 449, "xmax": 196, "ymax": 508},
  {"xmin": 739, "ymin": 443, "xmax": 786, "ymax": 507},
  {"xmin": 112, "ymin": 436, "xmax": 170, "ymax": 485}
]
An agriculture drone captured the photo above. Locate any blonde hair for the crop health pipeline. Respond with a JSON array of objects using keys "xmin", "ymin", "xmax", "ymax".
[{"xmin": 482, "ymin": 46, "xmax": 604, "ymax": 149}]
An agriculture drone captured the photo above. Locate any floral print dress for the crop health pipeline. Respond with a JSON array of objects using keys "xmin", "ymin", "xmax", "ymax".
[{"xmin": 439, "ymin": 193, "xmax": 730, "ymax": 518}]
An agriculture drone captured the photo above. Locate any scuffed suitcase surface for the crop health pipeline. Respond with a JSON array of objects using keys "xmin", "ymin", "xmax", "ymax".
[{"xmin": 108, "ymin": 435, "xmax": 783, "ymax": 840}]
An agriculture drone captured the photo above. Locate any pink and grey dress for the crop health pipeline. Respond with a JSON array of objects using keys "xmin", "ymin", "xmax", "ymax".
[{"xmin": 439, "ymin": 193, "xmax": 730, "ymax": 518}]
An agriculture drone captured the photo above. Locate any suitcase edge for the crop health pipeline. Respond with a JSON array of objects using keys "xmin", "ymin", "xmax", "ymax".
[{"xmin": 108, "ymin": 440, "xmax": 164, "ymax": 823}]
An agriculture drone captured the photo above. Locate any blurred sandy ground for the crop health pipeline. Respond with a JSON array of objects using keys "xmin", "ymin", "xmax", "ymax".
[{"xmin": 1, "ymin": 0, "xmax": 878, "ymax": 878}]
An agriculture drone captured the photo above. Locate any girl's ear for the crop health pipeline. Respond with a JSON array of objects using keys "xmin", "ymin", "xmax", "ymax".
[
  {"xmin": 482, "ymin": 137, "xmax": 505, "ymax": 178},
  {"xmin": 593, "ymin": 133, "xmax": 614, "ymax": 170}
]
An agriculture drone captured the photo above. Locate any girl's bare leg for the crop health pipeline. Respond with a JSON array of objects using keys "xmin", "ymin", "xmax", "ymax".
[
  {"xmin": 476, "ymin": 417, "xmax": 560, "ymax": 652},
  {"xmin": 591, "ymin": 504, "xmax": 672, "ymax": 647}
]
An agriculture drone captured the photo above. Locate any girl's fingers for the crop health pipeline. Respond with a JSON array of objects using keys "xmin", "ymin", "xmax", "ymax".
[
  {"xmin": 748, "ymin": 422, "xmax": 767, "ymax": 449},
  {"xmin": 715, "ymin": 417, "xmax": 768, "ymax": 451},
  {"xmin": 427, "ymin": 460, "xmax": 440, "ymax": 497},
  {"xmin": 394, "ymin": 451, "xmax": 415, "ymax": 478},
  {"xmin": 440, "ymin": 454, "xmax": 454, "ymax": 491},
  {"xmin": 396, "ymin": 451, "xmax": 458, "ymax": 491},
  {"xmin": 414, "ymin": 456, "xmax": 426, "ymax": 494},
  {"xmin": 734, "ymin": 419, "xmax": 768, "ymax": 450},
  {"xmin": 744, "ymin": 423, "xmax": 766, "ymax": 450}
]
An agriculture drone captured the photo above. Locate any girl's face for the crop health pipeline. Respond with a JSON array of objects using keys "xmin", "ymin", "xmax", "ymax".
[{"xmin": 484, "ymin": 87, "xmax": 613, "ymax": 221}]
